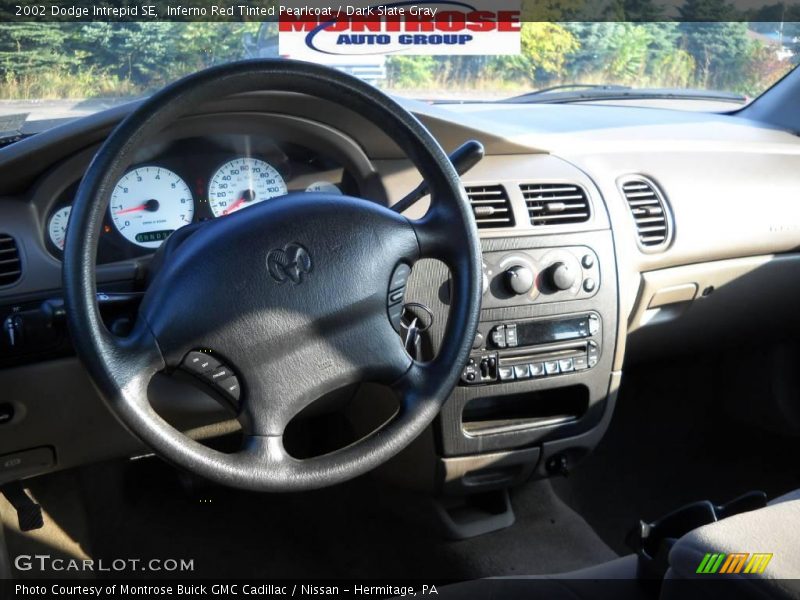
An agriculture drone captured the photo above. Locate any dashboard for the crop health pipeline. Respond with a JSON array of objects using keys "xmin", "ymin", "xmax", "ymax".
[
  {"xmin": 43, "ymin": 134, "xmax": 363, "ymax": 263},
  {"xmin": 1, "ymin": 88, "xmax": 800, "ymax": 494}
]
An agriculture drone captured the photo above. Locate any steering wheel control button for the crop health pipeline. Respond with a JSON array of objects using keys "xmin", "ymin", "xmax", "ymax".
[
  {"xmin": 389, "ymin": 263, "xmax": 411, "ymax": 291},
  {"xmin": 387, "ymin": 263, "xmax": 412, "ymax": 332},
  {"xmin": 217, "ymin": 376, "xmax": 241, "ymax": 403},
  {"xmin": 181, "ymin": 351, "xmax": 241, "ymax": 405},
  {"xmin": 206, "ymin": 366, "xmax": 234, "ymax": 383},
  {"xmin": 183, "ymin": 351, "xmax": 220, "ymax": 374}
]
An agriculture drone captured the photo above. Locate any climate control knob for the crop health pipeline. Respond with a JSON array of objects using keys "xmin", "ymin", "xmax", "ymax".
[
  {"xmin": 505, "ymin": 265, "xmax": 535, "ymax": 295},
  {"xmin": 547, "ymin": 262, "xmax": 576, "ymax": 291}
]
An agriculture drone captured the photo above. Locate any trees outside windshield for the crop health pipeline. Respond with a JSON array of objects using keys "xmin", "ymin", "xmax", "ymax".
[{"xmin": 0, "ymin": 20, "xmax": 796, "ymax": 104}]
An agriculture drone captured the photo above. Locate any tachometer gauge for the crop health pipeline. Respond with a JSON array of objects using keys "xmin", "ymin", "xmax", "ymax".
[
  {"xmin": 110, "ymin": 166, "xmax": 194, "ymax": 249},
  {"xmin": 48, "ymin": 206, "xmax": 72, "ymax": 251},
  {"xmin": 208, "ymin": 158, "xmax": 287, "ymax": 218},
  {"xmin": 306, "ymin": 181, "xmax": 342, "ymax": 195}
]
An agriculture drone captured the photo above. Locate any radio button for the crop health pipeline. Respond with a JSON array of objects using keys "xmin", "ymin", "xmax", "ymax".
[
  {"xmin": 498, "ymin": 366, "xmax": 515, "ymax": 381},
  {"xmin": 588, "ymin": 342, "xmax": 600, "ymax": 367},
  {"xmin": 559, "ymin": 358, "xmax": 575, "ymax": 373},
  {"xmin": 513, "ymin": 364, "xmax": 531, "ymax": 380},
  {"xmin": 529, "ymin": 362, "xmax": 545, "ymax": 377},
  {"xmin": 574, "ymin": 355, "xmax": 589, "ymax": 370},
  {"xmin": 505, "ymin": 324, "xmax": 519, "ymax": 347},
  {"xmin": 583, "ymin": 278, "xmax": 597, "ymax": 293},
  {"xmin": 588, "ymin": 314, "xmax": 600, "ymax": 335},
  {"xmin": 544, "ymin": 360, "xmax": 560, "ymax": 375},
  {"xmin": 472, "ymin": 332, "xmax": 484, "ymax": 349},
  {"xmin": 581, "ymin": 254, "xmax": 595, "ymax": 269},
  {"xmin": 491, "ymin": 325, "xmax": 507, "ymax": 348}
]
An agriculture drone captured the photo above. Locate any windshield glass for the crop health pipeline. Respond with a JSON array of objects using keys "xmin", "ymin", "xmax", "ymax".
[{"xmin": 0, "ymin": 20, "xmax": 797, "ymax": 123}]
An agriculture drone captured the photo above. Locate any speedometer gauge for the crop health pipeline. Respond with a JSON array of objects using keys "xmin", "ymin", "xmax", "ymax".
[
  {"xmin": 110, "ymin": 166, "xmax": 194, "ymax": 249},
  {"xmin": 208, "ymin": 158, "xmax": 287, "ymax": 218},
  {"xmin": 48, "ymin": 206, "xmax": 72, "ymax": 250}
]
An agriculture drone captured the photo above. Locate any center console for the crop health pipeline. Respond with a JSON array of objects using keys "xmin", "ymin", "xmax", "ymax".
[
  {"xmin": 400, "ymin": 165, "xmax": 619, "ymax": 510},
  {"xmin": 439, "ymin": 230, "xmax": 617, "ymax": 457}
]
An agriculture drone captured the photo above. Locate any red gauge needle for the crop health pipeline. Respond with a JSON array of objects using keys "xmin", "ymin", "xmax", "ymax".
[
  {"xmin": 222, "ymin": 189, "xmax": 256, "ymax": 216},
  {"xmin": 114, "ymin": 199, "xmax": 160, "ymax": 216}
]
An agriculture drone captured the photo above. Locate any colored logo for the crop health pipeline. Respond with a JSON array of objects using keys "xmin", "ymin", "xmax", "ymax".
[
  {"xmin": 696, "ymin": 553, "xmax": 773, "ymax": 575},
  {"xmin": 266, "ymin": 243, "xmax": 313, "ymax": 285},
  {"xmin": 278, "ymin": 1, "xmax": 521, "ymax": 59}
]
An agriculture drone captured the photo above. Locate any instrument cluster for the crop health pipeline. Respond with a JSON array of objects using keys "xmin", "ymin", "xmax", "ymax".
[{"xmin": 45, "ymin": 135, "xmax": 360, "ymax": 263}]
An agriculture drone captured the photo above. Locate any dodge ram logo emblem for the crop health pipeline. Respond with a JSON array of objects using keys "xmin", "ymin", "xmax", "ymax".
[{"xmin": 267, "ymin": 243, "xmax": 313, "ymax": 285}]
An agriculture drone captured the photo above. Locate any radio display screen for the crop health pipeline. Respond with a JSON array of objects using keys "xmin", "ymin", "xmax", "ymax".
[{"xmin": 517, "ymin": 317, "xmax": 590, "ymax": 346}]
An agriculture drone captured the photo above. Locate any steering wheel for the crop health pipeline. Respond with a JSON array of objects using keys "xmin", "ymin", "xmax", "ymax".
[{"xmin": 63, "ymin": 60, "xmax": 482, "ymax": 491}]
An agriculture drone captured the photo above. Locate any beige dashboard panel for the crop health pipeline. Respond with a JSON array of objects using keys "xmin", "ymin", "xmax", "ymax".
[{"xmin": 629, "ymin": 254, "xmax": 781, "ymax": 334}]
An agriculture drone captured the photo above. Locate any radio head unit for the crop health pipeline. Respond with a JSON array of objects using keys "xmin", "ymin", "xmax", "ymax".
[{"xmin": 461, "ymin": 313, "xmax": 602, "ymax": 386}]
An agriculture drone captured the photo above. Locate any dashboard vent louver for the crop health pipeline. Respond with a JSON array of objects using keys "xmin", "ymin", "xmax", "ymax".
[
  {"xmin": 522, "ymin": 183, "xmax": 591, "ymax": 226},
  {"xmin": 621, "ymin": 178, "xmax": 670, "ymax": 249},
  {"xmin": 465, "ymin": 185, "xmax": 515, "ymax": 229},
  {"xmin": 0, "ymin": 234, "xmax": 21, "ymax": 286}
]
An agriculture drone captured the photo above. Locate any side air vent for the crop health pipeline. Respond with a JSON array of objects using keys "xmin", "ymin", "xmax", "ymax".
[
  {"xmin": 465, "ymin": 185, "xmax": 515, "ymax": 229},
  {"xmin": 0, "ymin": 234, "xmax": 21, "ymax": 286},
  {"xmin": 620, "ymin": 178, "xmax": 671, "ymax": 249},
  {"xmin": 521, "ymin": 183, "xmax": 591, "ymax": 226}
]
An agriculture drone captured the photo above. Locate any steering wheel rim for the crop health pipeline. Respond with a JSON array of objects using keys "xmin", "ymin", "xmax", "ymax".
[{"xmin": 63, "ymin": 59, "xmax": 482, "ymax": 491}]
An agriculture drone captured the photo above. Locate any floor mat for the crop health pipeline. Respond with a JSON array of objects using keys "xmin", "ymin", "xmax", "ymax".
[
  {"xmin": 9, "ymin": 457, "xmax": 615, "ymax": 579},
  {"xmin": 555, "ymin": 355, "xmax": 800, "ymax": 555}
]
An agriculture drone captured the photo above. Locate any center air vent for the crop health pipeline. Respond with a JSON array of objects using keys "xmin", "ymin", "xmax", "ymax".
[
  {"xmin": 620, "ymin": 178, "xmax": 671, "ymax": 249},
  {"xmin": 465, "ymin": 185, "xmax": 515, "ymax": 229},
  {"xmin": 0, "ymin": 234, "xmax": 21, "ymax": 286},
  {"xmin": 521, "ymin": 183, "xmax": 591, "ymax": 226}
]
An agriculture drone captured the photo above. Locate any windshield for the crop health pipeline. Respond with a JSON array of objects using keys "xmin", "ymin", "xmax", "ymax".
[{"xmin": 0, "ymin": 20, "xmax": 797, "ymax": 124}]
